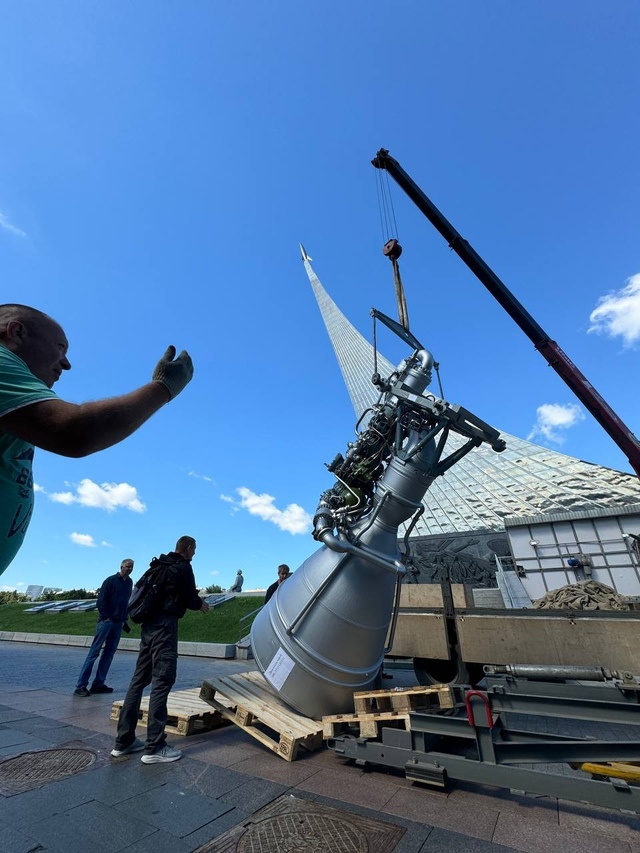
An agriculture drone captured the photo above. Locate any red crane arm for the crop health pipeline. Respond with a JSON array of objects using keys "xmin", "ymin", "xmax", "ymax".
[{"xmin": 372, "ymin": 148, "xmax": 640, "ymax": 478}]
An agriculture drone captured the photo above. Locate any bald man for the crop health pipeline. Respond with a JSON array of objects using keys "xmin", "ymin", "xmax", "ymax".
[{"xmin": 0, "ymin": 303, "xmax": 194, "ymax": 576}]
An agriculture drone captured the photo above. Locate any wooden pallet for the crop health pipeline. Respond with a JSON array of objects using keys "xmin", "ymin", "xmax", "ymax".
[
  {"xmin": 110, "ymin": 687, "xmax": 231, "ymax": 736},
  {"xmin": 322, "ymin": 709, "xmax": 411, "ymax": 738},
  {"xmin": 323, "ymin": 684, "xmax": 454, "ymax": 739},
  {"xmin": 352, "ymin": 684, "xmax": 454, "ymax": 714},
  {"xmin": 200, "ymin": 671, "xmax": 324, "ymax": 761}
]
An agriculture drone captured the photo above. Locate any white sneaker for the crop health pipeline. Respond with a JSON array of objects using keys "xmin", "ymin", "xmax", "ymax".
[
  {"xmin": 111, "ymin": 738, "xmax": 145, "ymax": 757},
  {"xmin": 141, "ymin": 744, "xmax": 182, "ymax": 764}
]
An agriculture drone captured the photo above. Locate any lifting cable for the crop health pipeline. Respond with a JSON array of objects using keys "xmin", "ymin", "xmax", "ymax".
[
  {"xmin": 374, "ymin": 167, "xmax": 445, "ymax": 401},
  {"xmin": 375, "ymin": 167, "xmax": 410, "ymax": 331}
]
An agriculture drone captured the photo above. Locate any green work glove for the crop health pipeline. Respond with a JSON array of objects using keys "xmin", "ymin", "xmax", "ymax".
[{"xmin": 152, "ymin": 345, "xmax": 194, "ymax": 400}]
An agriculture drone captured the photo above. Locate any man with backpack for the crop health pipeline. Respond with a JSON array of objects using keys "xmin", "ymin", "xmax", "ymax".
[{"xmin": 111, "ymin": 535, "xmax": 209, "ymax": 764}]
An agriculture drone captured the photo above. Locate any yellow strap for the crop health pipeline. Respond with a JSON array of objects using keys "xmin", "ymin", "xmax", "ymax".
[{"xmin": 579, "ymin": 762, "xmax": 640, "ymax": 781}]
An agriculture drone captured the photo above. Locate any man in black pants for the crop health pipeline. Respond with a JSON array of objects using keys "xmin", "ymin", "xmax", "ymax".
[{"xmin": 111, "ymin": 536, "xmax": 209, "ymax": 764}]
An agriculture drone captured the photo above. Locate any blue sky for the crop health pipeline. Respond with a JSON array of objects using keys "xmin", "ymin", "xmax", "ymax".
[{"xmin": 1, "ymin": 2, "xmax": 639, "ymax": 594}]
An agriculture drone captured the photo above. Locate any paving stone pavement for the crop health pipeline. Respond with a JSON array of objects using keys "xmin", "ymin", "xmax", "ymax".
[{"xmin": 0, "ymin": 640, "xmax": 639, "ymax": 852}]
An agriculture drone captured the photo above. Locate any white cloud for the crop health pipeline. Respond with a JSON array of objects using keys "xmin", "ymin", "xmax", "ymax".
[
  {"xmin": 50, "ymin": 479, "xmax": 146, "ymax": 513},
  {"xmin": 34, "ymin": 483, "xmax": 45, "ymax": 493},
  {"xmin": 188, "ymin": 471, "xmax": 214, "ymax": 483},
  {"xmin": 210, "ymin": 570, "xmax": 220, "ymax": 577},
  {"xmin": 527, "ymin": 403, "xmax": 585, "ymax": 444},
  {"xmin": 588, "ymin": 273, "xmax": 640, "ymax": 348},
  {"xmin": 50, "ymin": 490, "xmax": 74, "ymax": 505},
  {"xmin": 101, "ymin": 541, "xmax": 112, "ymax": 547},
  {"xmin": 0, "ymin": 211, "xmax": 26, "ymax": 238},
  {"xmin": 225, "ymin": 486, "xmax": 312, "ymax": 535},
  {"xmin": 220, "ymin": 493, "xmax": 239, "ymax": 513},
  {"xmin": 70, "ymin": 532, "xmax": 97, "ymax": 547}
]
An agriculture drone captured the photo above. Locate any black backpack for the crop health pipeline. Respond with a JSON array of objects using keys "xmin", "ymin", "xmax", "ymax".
[{"xmin": 127, "ymin": 557, "xmax": 173, "ymax": 624}]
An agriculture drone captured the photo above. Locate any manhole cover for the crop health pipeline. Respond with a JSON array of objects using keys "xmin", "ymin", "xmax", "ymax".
[
  {"xmin": 195, "ymin": 794, "xmax": 405, "ymax": 852},
  {"xmin": 238, "ymin": 812, "xmax": 367, "ymax": 852},
  {"xmin": 0, "ymin": 748, "xmax": 96, "ymax": 795}
]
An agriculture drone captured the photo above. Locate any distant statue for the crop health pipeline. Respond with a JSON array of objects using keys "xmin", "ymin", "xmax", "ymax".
[{"xmin": 229, "ymin": 570, "xmax": 244, "ymax": 593}]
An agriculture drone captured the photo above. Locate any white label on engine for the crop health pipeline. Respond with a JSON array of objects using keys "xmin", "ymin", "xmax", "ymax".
[{"xmin": 264, "ymin": 647, "xmax": 295, "ymax": 690}]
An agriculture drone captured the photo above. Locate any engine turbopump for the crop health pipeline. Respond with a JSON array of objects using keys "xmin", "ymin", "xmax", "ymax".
[{"xmin": 251, "ymin": 311, "xmax": 505, "ymax": 719}]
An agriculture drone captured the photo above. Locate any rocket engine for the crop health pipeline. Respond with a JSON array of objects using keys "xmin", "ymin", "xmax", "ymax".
[{"xmin": 251, "ymin": 310, "xmax": 505, "ymax": 719}]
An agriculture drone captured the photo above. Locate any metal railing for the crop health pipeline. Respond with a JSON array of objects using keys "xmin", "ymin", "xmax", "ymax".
[{"xmin": 237, "ymin": 603, "xmax": 263, "ymax": 645}]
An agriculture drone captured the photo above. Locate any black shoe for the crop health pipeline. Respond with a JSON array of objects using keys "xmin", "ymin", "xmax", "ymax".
[
  {"xmin": 74, "ymin": 687, "xmax": 91, "ymax": 697},
  {"xmin": 90, "ymin": 684, "xmax": 114, "ymax": 694}
]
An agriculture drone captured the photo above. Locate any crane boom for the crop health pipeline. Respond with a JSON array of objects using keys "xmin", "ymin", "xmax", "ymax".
[{"xmin": 372, "ymin": 148, "xmax": 640, "ymax": 479}]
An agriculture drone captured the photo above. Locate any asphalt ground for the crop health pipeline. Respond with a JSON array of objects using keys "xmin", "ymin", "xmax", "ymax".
[{"xmin": 1, "ymin": 640, "xmax": 639, "ymax": 852}]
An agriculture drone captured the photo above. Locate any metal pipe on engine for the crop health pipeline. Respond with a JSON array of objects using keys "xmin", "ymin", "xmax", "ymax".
[{"xmin": 318, "ymin": 529, "xmax": 406, "ymax": 576}]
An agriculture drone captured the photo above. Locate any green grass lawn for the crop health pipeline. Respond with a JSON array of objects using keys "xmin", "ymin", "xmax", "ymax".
[{"xmin": 0, "ymin": 597, "xmax": 262, "ymax": 644}]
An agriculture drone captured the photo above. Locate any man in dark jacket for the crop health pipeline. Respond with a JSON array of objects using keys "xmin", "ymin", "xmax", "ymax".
[
  {"xmin": 73, "ymin": 558, "xmax": 134, "ymax": 697},
  {"xmin": 111, "ymin": 536, "xmax": 209, "ymax": 764},
  {"xmin": 264, "ymin": 564, "xmax": 291, "ymax": 605}
]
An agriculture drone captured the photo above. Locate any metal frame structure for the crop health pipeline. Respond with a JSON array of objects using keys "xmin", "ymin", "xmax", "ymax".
[{"xmin": 328, "ymin": 671, "xmax": 640, "ymax": 813}]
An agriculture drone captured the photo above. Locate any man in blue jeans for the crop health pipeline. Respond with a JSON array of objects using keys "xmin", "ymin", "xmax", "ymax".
[{"xmin": 74, "ymin": 559, "xmax": 134, "ymax": 696}]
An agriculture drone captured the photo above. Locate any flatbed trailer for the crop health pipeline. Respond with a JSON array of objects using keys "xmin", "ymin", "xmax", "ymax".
[
  {"xmin": 328, "ymin": 671, "xmax": 640, "ymax": 814},
  {"xmin": 391, "ymin": 582, "xmax": 640, "ymax": 683}
]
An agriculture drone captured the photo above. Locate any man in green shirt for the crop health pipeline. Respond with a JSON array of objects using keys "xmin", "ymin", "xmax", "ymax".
[{"xmin": 0, "ymin": 303, "xmax": 194, "ymax": 577}]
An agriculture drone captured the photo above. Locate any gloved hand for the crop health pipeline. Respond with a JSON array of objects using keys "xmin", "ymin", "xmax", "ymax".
[{"xmin": 152, "ymin": 345, "xmax": 194, "ymax": 400}]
